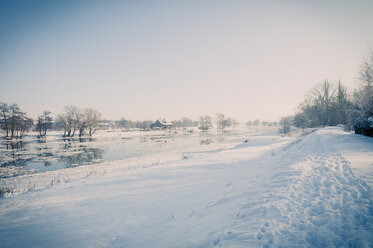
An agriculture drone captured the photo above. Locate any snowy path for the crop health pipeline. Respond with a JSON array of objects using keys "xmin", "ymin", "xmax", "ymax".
[
  {"xmin": 251, "ymin": 129, "xmax": 373, "ymax": 247},
  {"xmin": 0, "ymin": 127, "xmax": 372, "ymax": 247}
]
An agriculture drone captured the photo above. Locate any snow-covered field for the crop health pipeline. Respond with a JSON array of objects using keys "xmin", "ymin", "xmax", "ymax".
[{"xmin": 0, "ymin": 127, "xmax": 372, "ymax": 247}]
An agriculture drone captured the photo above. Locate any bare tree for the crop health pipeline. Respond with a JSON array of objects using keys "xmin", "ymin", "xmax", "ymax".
[
  {"xmin": 8, "ymin": 104, "xmax": 25, "ymax": 138},
  {"xmin": 17, "ymin": 116, "xmax": 34, "ymax": 138},
  {"xmin": 77, "ymin": 110, "xmax": 88, "ymax": 137},
  {"xmin": 359, "ymin": 52, "xmax": 373, "ymax": 87},
  {"xmin": 57, "ymin": 106, "xmax": 102, "ymax": 137},
  {"xmin": 215, "ymin": 113, "xmax": 225, "ymax": 130},
  {"xmin": 222, "ymin": 118, "xmax": 233, "ymax": 129},
  {"xmin": 56, "ymin": 113, "xmax": 69, "ymax": 137},
  {"xmin": 36, "ymin": 111, "xmax": 53, "ymax": 137},
  {"xmin": 172, "ymin": 117, "xmax": 196, "ymax": 128},
  {"xmin": 57, "ymin": 105, "xmax": 81, "ymax": 137},
  {"xmin": 348, "ymin": 53, "xmax": 373, "ymax": 136},
  {"xmin": 199, "ymin": 115, "xmax": 212, "ymax": 131},
  {"xmin": 334, "ymin": 81, "xmax": 350, "ymax": 125},
  {"xmin": 116, "ymin": 118, "xmax": 132, "ymax": 129},
  {"xmin": 309, "ymin": 80, "xmax": 336, "ymax": 126},
  {"xmin": 279, "ymin": 116, "xmax": 293, "ymax": 134},
  {"xmin": 85, "ymin": 108, "xmax": 102, "ymax": 136},
  {"xmin": 141, "ymin": 120, "xmax": 152, "ymax": 130},
  {"xmin": 67, "ymin": 105, "xmax": 81, "ymax": 137},
  {"xmin": 296, "ymin": 80, "xmax": 350, "ymax": 128},
  {"xmin": 181, "ymin": 117, "xmax": 194, "ymax": 127},
  {"xmin": 0, "ymin": 103, "xmax": 33, "ymax": 138},
  {"xmin": 293, "ymin": 113, "xmax": 308, "ymax": 131},
  {"xmin": 0, "ymin": 102, "xmax": 10, "ymax": 137}
]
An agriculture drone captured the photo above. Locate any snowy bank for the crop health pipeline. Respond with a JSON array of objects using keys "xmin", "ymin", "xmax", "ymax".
[{"xmin": 0, "ymin": 127, "xmax": 372, "ymax": 247}]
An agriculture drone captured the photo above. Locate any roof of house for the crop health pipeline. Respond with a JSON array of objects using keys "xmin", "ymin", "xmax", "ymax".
[
  {"xmin": 153, "ymin": 119, "xmax": 173, "ymax": 127},
  {"xmin": 159, "ymin": 118, "xmax": 173, "ymax": 125}
]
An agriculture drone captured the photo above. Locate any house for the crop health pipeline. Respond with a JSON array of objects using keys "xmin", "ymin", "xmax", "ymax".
[{"xmin": 150, "ymin": 119, "xmax": 174, "ymax": 130}]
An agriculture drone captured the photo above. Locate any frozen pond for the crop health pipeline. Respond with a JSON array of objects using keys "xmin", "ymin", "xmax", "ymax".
[{"xmin": 0, "ymin": 126, "xmax": 274, "ymax": 178}]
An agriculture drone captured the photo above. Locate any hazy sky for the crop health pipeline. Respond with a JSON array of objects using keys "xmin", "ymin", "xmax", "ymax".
[{"xmin": 1, "ymin": 0, "xmax": 373, "ymax": 121}]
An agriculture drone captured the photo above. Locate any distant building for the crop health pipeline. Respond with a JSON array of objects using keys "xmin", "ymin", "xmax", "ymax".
[{"xmin": 150, "ymin": 119, "xmax": 174, "ymax": 130}]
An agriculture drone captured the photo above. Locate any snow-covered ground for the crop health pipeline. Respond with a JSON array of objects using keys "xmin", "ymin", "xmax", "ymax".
[{"xmin": 0, "ymin": 127, "xmax": 372, "ymax": 247}]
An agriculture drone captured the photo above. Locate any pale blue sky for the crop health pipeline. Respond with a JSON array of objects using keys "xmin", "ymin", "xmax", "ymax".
[{"xmin": 1, "ymin": 0, "xmax": 373, "ymax": 121}]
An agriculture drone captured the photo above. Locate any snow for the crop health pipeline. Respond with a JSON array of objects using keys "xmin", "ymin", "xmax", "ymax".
[
  {"xmin": 0, "ymin": 127, "xmax": 372, "ymax": 247},
  {"xmin": 0, "ymin": 127, "xmax": 259, "ymax": 178}
]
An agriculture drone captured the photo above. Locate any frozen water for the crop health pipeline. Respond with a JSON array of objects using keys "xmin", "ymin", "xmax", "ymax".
[{"xmin": 0, "ymin": 126, "xmax": 269, "ymax": 178}]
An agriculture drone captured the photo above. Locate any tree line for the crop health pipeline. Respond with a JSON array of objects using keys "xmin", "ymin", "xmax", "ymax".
[
  {"xmin": 348, "ymin": 52, "xmax": 373, "ymax": 136},
  {"xmin": 246, "ymin": 120, "xmax": 277, "ymax": 126},
  {"xmin": 56, "ymin": 106, "xmax": 101, "ymax": 137},
  {"xmin": 0, "ymin": 103, "xmax": 239, "ymax": 139},
  {"xmin": 280, "ymin": 50, "xmax": 373, "ymax": 136},
  {"xmin": 0, "ymin": 103, "xmax": 34, "ymax": 138},
  {"xmin": 116, "ymin": 115, "xmax": 238, "ymax": 131},
  {"xmin": 0, "ymin": 104, "xmax": 102, "ymax": 139},
  {"xmin": 115, "ymin": 117, "xmax": 199, "ymax": 130},
  {"xmin": 199, "ymin": 113, "xmax": 238, "ymax": 131}
]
